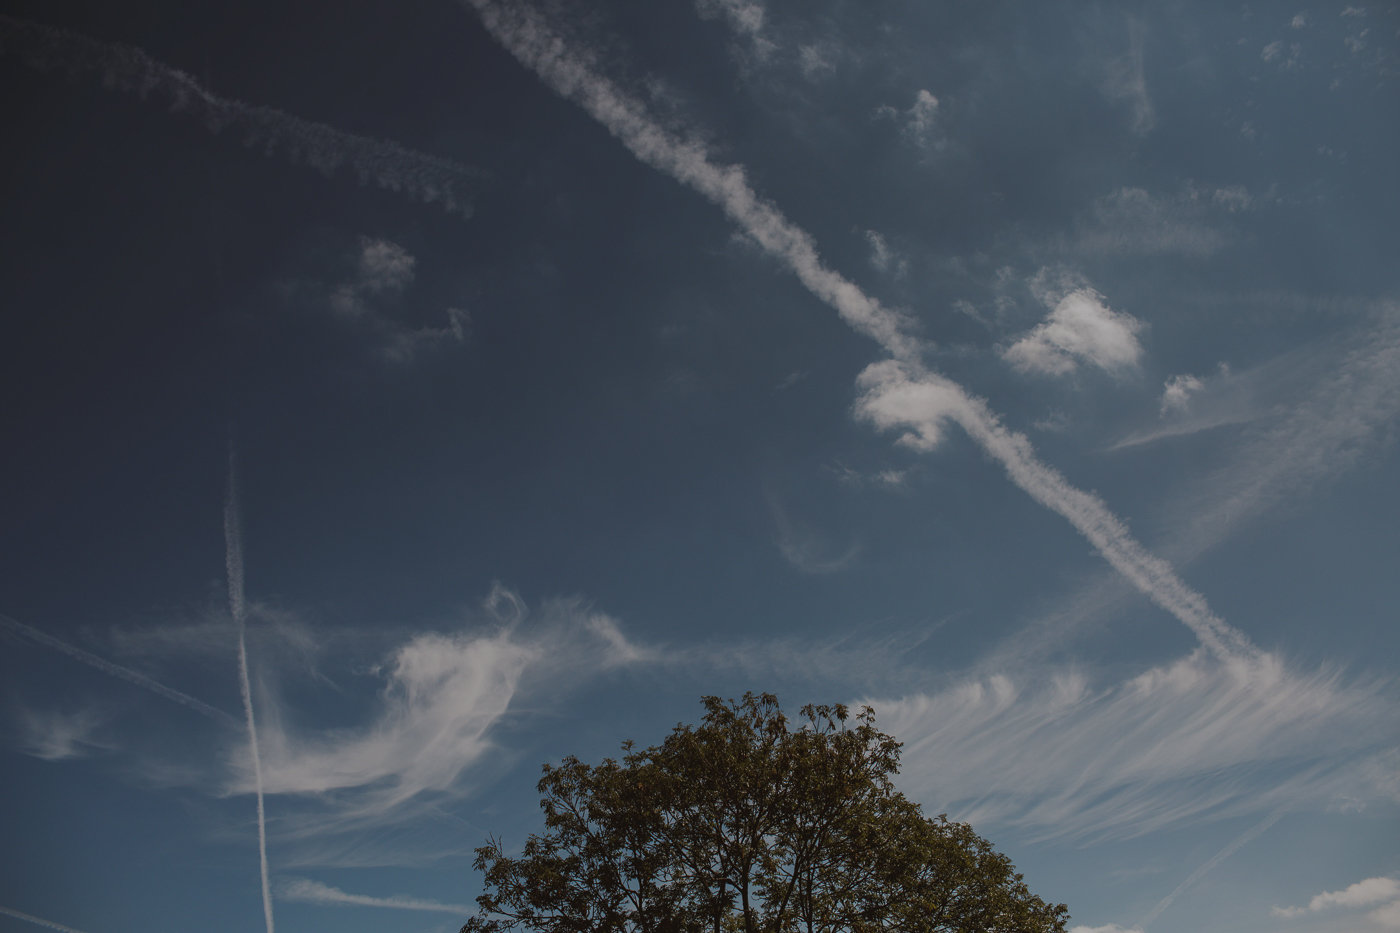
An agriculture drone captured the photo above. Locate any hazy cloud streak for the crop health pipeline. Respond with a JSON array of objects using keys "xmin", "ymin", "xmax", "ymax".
[
  {"xmin": 0, "ymin": 15, "xmax": 481, "ymax": 217},
  {"xmin": 278, "ymin": 877, "xmax": 473, "ymax": 914},
  {"xmin": 0, "ymin": 906, "xmax": 91, "ymax": 933}
]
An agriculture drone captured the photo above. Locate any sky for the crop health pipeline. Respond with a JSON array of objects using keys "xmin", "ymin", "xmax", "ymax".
[{"xmin": 1, "ymin": 1, "xmax": 1397, "ymax": 932}]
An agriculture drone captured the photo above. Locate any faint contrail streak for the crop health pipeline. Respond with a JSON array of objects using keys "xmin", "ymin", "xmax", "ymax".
[
  {"xmin": 0, "ymin": 613, "xmax": 239, "ymax": 726},
  {"xmin": 0, "ymin": 14, "xmax": 482, "ymax": 217},
  {"xmin": 0, "ymin": 905, "xmax": 91, "ymax": 933},
  {"xmin": 460, "ymin": 0, "xmax": 1256, "ymax": 660},
  {"xmin": 1136, "ymin": 807, "xmax": 1285, "ymax": 929},
  {"xmin": 224, "ymin": 446, "xmax": 274, "ymax": 933}
]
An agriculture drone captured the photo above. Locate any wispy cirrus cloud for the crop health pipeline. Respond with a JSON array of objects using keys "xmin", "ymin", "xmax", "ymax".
[
  {"xmin": 278, "ymin": 877, "xmax": 472, "ymax": 915},
  {"xmin": 12, "ymin": 705, "xmax": 109, "ymax": 761},
  {"xmin": 867, "ymin": 651, "xmax": 1395, "ymax": 841},
  {"xmin": 0, "ymin": 16, "xmax": 483, "ymax": 217},
  {"xmin": 1100, "ymin": 17, "xmax": 1154, "ymax": 136}
]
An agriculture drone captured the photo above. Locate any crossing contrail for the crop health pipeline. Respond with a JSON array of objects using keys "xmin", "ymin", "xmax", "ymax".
[
  {"xmin": 0, "ymin": 14, "xmax": 483, "ymax": 217},
  {"xmin": 0, "ymin": 613, "xmax": 238, "ymax": 726},
  {"xmin": 224, "ymin": 446, "xmax": 275, "ymax": 933},
  {"xmin": 460, "ymin": 0, "xmax": 1256, "ymax": 660},
  {"xmin": 0, "ymin": 904, "xmax": 91, "ymax": 933}
]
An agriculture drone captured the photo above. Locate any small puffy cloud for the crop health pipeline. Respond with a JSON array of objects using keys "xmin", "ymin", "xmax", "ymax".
[
  {"xmin": 1262, "ymin": 39, "xmax": 1285, "ymax": 62},
  {"xmin": 1273, "ymin": 877, "xmax": 1400, "ymax": 918},
  {"xmin": 1160, "ymin": 373, "xmax": 1205, "ymax": 416},
  {"xmin": 853, "ymin": 361, "xmax": 972, "ymax": 451},
  {"xmin": 1291, "ymin": 12, "xmax": 1308, "ymax": 29},
  {"xmin": 356, "ymin": 238, "xmax": 416, "ymax": 293},
  {"xmin": 1002, "ymin": 287, "xmax": 1145, "ymax": 378}
]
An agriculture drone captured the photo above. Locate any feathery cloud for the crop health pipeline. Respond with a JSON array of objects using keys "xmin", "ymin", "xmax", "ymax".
[
  {"xmin": 0, "ymin": 15, "xmax": 482, "ymax": 216},
  {"xmin": 867, "ymin": 652, "xmax": 1394, "ymax": 841},
  {"xmin": 278, "ymin": 877, "xmax": 473, "ymax": 914}
]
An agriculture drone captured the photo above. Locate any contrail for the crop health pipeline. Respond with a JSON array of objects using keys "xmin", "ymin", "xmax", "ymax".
[
  {"xmin": 224, "ymin": 446, "xmax": 274, "ymax": 933},
  {"xmin": 0, "ymin": 905, "xmax": 91, "ymax": 933},
  {"xmin": 1136, "ymin": 807, "xmax": 1285, "ymax": 929},
  {"xmin": 460, "ymin": 0, "xmax": 1256, "ymax": 660},
  {"xmin": 0, "ymin": 613, "xmax": 239, "ymax": 726},
  {"xmin": 0, "ymin": 15, "xmax": 482, "ymax": 217}
]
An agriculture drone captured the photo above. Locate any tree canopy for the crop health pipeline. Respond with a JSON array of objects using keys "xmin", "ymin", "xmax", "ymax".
[{"xmin": 461, "ymin": 693, "xmax": 1068, "ymax": 933}]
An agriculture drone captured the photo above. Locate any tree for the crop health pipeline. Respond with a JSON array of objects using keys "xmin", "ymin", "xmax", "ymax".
[{"xmin": 462, "ymin": 693, "xmax": 1068, "ymax": 933}]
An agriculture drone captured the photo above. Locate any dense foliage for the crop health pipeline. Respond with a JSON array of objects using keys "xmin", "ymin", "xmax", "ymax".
[{"xmin": 462, "ymin": 693, "xmax": 1068, "ymax": 933}]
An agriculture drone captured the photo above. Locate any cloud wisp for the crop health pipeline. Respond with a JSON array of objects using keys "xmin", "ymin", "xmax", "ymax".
[
  {"xmin": 0, "ymin": 613, "xmax": 239, "ymax": 727},
  {"xmin": 278, "ymin": 877, "xmax": 473, "ymax": 914},
  {"xmin": 0, "ymin": 15, "xmax": 482, "ymax": 217},
  {"xmin": 0, "ymin": 906, "xmax": 91, "ymax": 933},
  {"xmin": 866, "ymin": 651, "xmax": 1392, "ymax": 841},
  {"xmin": 225, "ymin": 449, "xmax": 275, "ymax": 933},
  {"xmin": 461, "ymin": 0, "xmax": 1255, "ymax": 661},
  {"xmin": 1136, "ymin": 807, "xmax": 1285, "ymax": 929}
]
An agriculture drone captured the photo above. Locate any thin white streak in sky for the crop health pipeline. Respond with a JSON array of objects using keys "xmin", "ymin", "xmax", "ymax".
[
  {"xmin": 278, "ymin": 877, "xmax": 474, "ymax": 914},
  {"xmin": 1136, "ymin": 807, "xmax": 1285, "ymax": 930},
  {"xmin": 460, "ymin": 0, "xmax": 1256, "ymax": 660},
  {"xmin": 0, "ymin": 15, "xmax": 482, "ymax": 217},
  {"xmin": 0, "ymin": 905, "xmax": 91, "ymax": 933},
  {"xmin": 0, "ymin": 613, "xmax": 239, "ymax": 727},
  {"xmin": 225, "ymin": 447, "xmax": 274, "ymax": 933}
]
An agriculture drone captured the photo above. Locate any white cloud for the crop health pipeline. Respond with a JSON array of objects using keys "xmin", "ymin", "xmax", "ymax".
[
  {"xmin": 1262, "ymin": 40, "xmax": 1285, "ymax": 62},
  {"xmin": 768, "ymin": 496, "xmax": 861, "ymax": 575},
  {"xmin": 867, "ymin": 651, "xmax": 1395, "ymax": 840},
  {"xmin": 1273, "ymin": 877, "xmax": 1400, "ymax": 918},
  {"xmin": 864, "ymin": 229, "xmax": 906, "ymax": 276},
  {"xmin": 1372, "ymin": 900, "xmax": 1400, "ymax": 929},
  {"xmin": 278, "ymin": 877, "xmax": 472, "ymax": 914},
  {"xmin": 1291, "ymin": 13, "xmax": 1308, "ymax": 29},
  {"xmin": 695, "ymin": 0, "xmax": 776, "ymax": 60},
  {"xmin": 1003, "ymin": 287, "xmax": 1145, "ymax": 378},
  {"xmin": 1159, "ymin": 373, "xmax": 1205, "ymax": 415},
  {"xmin": 228, "ymin": 588, "xmax": 652, "ymax": 820},
  {"xmin": 14, "ymin": 706, "xmax": 108, "ymax": 761}
]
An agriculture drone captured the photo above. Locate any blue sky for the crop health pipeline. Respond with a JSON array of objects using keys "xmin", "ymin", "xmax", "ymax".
[{"xmin": 1, "ymin": 2, "xmax": 1398, "ymax": 932}]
